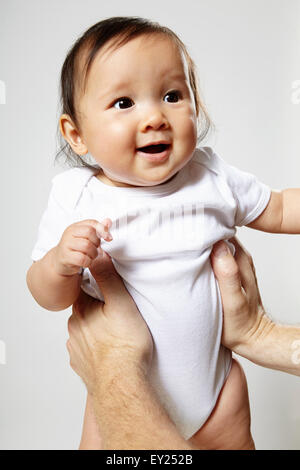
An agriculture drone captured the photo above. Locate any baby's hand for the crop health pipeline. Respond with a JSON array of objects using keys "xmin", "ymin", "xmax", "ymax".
[{"xmin": 53, "ymin": 218, "xmax": 113, "ymax": 276}]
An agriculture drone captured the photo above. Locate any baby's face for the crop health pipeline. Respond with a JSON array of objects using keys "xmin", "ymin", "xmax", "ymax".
[{"xmin": 77, "ymin": 34, "xmax": 197, "ymax": 187}]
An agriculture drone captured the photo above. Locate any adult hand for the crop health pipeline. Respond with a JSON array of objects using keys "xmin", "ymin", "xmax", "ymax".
[
  {"xmin": 67, "ymin": 251, "xmax": 191, "ymax": 450},
  {"xmin": 211, "ymin": 237, "xmax": 266, "ymax": 353},
  {"xmin": 211, "ymin": 238, "xmax": 300, "ymax": 376},
  {"xmin": 67, "ymin": 251, "xmax": 153, "ymax": 395}
]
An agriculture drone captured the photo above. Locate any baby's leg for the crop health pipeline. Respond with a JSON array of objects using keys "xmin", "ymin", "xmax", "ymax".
[
  {"xmin": 188, "ymin": 358, "xmax": 255, "ymax": 450},
  {"xmin": 79, "ymin": 393, "xmax": 102, "ymax": 450},
  {"xmin": 79, "ymin": 359, "xmax": 254, "ymax": 450}
]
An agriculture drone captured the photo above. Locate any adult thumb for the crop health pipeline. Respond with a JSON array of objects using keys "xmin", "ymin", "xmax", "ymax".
[
  {"xmin": 89, "ymin": 251, "xmax": 129, "ymax": 305},
  {"xmin": 210, "ymin": 241, "xmax": 243, "ymax": 299}
]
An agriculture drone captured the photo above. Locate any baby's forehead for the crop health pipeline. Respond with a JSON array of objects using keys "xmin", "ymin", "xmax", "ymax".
[
  {"xmin": 82, "ymin": 33, "xmax": 187, "ymax": 86},
  {"xmin": 104, "ymin": 33, "xmax": 181, "ymax": 59},
  {"xmin": 99, "ymin": 32, "xmax": 180, "ymax": 57}
]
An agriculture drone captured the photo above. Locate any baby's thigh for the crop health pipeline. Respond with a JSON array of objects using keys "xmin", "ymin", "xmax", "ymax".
[{"xmin": 188, "ymin": 358, "xmax": 255, "ymax": 450}]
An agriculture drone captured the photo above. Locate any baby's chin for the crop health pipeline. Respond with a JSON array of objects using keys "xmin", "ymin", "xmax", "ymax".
[
  {"xmin": 130, "ymin": 161, "xmax": 188, "ymax": 187},
  {"xmin": 150, "ymin": 171, "xmax": 179, "ymax": 186},
  {"xmin": 133, "ymin": 150, "xmax": 195, "ymax": 187}
]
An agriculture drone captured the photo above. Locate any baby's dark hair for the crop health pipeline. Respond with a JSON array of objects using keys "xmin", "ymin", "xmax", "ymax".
[{"xmin": 56, "ymin": 16, "xmax": 213, "ymax": 169}]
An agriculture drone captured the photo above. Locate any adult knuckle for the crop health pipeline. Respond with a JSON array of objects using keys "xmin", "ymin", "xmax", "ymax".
[
  {"xmin": 228, "ymin": 295, "xmax": 247, "ymax": 314},
  {"xmin": 238, "ymin": 296, "xmax": 248, "ymax": 310}
]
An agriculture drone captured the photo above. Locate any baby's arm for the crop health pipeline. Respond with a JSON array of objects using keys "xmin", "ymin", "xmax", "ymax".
[
  {"xmin": 247, "ymin": 189, "xmax": 300, "ymax": 233},
  {"xmin": 26, "ymin": 218, "xmax": 112, "ymax": 311}
]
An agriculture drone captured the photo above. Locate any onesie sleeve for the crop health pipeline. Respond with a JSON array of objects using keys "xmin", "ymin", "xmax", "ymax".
[
  {"xmin": 199, "ymin": 147, "xmax": 272, "ymax": 227},
  {"xmin": 30, "ymin": 176, "xmax": 76, "ymax": 262},
  {"xmin": 31, "ymin": 167, "xmax": 96, "ymax": 262}
]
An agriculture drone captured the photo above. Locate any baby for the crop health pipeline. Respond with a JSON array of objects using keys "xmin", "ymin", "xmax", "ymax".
[{"xmin": 26, "ymin": 16, "xmax": 300, "ymax": 449}]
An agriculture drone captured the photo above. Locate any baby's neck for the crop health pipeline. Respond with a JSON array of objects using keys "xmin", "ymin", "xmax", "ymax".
[
  {"xmin": 96, "ymin": 169, "xmax": 178, "ymax": 188},
  {"xmin": 96, "ymin": 170, "xmax": 133, "ymax": 188}
]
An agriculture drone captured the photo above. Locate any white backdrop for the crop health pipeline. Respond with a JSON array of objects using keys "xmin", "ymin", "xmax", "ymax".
[{"xmin": 0, "ymin": 0, "xmax": 300, "ymax": 449}]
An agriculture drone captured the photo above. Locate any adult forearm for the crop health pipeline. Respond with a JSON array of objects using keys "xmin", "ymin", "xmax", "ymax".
[
  {"xmin": 92, "ymin": 352, "xmax": 193, "ymax": 450},
  {"xmin": 234, "ymin": 313, "xmax": 300, "ymax": 376},
  {"xmin": 26, "ymin": 247, "xmax": 81, "ymax": 311}
]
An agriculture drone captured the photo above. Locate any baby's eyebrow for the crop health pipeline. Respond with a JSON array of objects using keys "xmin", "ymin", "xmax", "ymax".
[
  {"xmin": 97, "ymin": 72, "xmax": 187, "ymax": 101},
  {"xmin": 97, "ymin": 81, "xmax": 130, "ymax": 101},
  {"xmin": 161, "ymin": 71, "xmax": 187, "ymax": 82}
]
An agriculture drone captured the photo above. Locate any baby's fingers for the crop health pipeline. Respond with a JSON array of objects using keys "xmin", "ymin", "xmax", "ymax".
[
  {"xmin": 72, "ymin": 224, "xmax": 101, "ymax": 247},
  {"xmin": 96, "ymin": 218, "xmax": 113, "ymax": 242},
  {"xmin": 68, "ymin": 251, "xmax": 94, "ymax": 269},
  {"xmin": 70, "ymin": 238, "xmax": 99, "ymax": 261},
  {"xmin": 71, "ymin": 219, "xmax": 113, "ymax": 243}
]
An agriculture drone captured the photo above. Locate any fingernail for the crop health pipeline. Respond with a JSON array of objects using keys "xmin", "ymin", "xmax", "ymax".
[{"xmin": 213, "ymin": 242, "xmax": 229, "ymax": 258}]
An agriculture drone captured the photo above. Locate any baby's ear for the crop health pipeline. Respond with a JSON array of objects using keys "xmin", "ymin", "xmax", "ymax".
[{"xmin": 59, "ymin": 114, "xmax": 88, "ymax": 155}]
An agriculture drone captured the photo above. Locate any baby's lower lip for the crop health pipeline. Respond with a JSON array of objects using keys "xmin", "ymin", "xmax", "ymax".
[{"xmin": 136, "ymin": 145, "xmax": 171, "ymax": 163}]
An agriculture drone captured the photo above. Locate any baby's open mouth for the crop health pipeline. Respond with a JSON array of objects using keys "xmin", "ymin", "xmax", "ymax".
[{"xmin": 137, "ymin": 143, "xmax": 171, "ymax": 154}]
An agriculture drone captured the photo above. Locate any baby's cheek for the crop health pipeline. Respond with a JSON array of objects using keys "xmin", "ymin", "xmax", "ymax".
[
  {"xmin": 179, "ymin": 106, "xmax": 197, "ymax": 134},
  {"xmin": 178, "ymin": 117, "xmax": 197, "ymax": 153},
  {"xmin": 109, "ymin": 119, "xmax": 126, "ymax": 135},
  {"xmin": 107, "ymin": 116, "xmax": 134, "ymax": 139}
]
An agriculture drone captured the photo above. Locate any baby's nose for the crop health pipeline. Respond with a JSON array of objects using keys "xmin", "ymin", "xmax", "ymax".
[{"xmin": 139, "ymin": 106, "xmax": 170, "ymax": 132}]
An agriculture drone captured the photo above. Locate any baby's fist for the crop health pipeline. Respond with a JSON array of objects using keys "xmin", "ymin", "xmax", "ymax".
[{"xmin": 53, "ymin": 219, "xmax": 113, "ymax": 276}]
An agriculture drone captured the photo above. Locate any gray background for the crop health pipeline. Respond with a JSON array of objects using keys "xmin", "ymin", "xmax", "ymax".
[{"xmin": 1, "ymin": 0, "xmax": 300, "ymax": 449}]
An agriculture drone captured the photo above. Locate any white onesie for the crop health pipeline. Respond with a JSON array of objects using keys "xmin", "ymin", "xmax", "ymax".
[{"xmin": 31, "ymin": 147, "xmax": 271, "ymax": 438}]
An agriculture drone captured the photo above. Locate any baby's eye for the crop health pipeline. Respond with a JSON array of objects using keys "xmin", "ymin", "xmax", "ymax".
[
  {"xmin": 164, "ymin": 90, "xmax": 182, "ymax": 103},
  {"xmin": 113, "ymin": 97, "xmax": 134, "ymax": 109}
]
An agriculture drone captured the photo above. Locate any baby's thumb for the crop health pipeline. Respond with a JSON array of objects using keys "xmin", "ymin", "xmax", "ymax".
[{"xmin": 211, "ymin": 241, "xmax": 242, "ymax": 299}]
